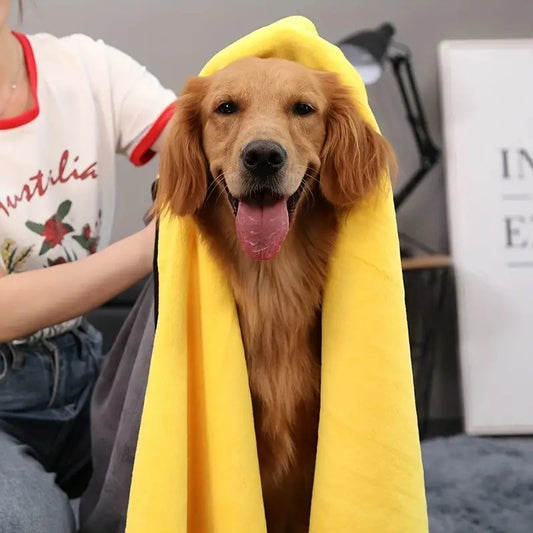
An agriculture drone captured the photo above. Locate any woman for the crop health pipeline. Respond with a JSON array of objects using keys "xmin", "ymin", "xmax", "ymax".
[{"xmin": 0, "ymin": 0, "xmax": 176, "ymax": 530}]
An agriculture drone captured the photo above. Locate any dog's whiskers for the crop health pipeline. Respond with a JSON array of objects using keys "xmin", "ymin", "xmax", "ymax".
[
  {"xmin": 213, "ymin": 187, "xmax": 227, "ymax": 205},
  {"xmin": 205, "ymin": 173, "xmax": 225, "ymax": 204}
]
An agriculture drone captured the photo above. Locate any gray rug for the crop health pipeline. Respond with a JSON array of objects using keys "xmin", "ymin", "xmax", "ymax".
[{"xmin": 422, "ymin": 435, "xmax": 533, "ymax": 533}]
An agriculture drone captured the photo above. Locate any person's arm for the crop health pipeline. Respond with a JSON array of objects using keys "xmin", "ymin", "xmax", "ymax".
[
  {"xmin": 91, "ymin": 38, "xmax": 176, "ymax": 165},
  {"xmin": 0, "ymin": 221, "xmax": 156, "ymax": 343}
]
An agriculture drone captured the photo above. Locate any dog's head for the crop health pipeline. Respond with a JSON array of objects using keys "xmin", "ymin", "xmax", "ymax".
[{"xmin": 155, "ymin": 57, "xmax": 393, "ymax": 260}]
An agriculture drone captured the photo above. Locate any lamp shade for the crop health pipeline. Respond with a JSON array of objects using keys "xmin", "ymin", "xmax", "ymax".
[{"xmin": 338, "ymin": 23, "xmax": 395, "ymax": 84}]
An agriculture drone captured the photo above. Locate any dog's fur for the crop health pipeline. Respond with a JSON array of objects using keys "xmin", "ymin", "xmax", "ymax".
[{"xmin": 154, "ymin": 57, "xmax": 393, "ymax": 532}]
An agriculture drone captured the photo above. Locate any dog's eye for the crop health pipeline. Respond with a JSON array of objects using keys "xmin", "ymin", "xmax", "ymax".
[
  {"xmin": 216, "ymin": 101, "xmax": 238, "ymax": 115},
  {"xmin": 292, "ymin": 102, "xmax": 315, "ymax": 116}
]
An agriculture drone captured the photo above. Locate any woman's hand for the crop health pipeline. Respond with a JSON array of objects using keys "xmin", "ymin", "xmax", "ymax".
[{"xmin": 0, "ymin": 220, "xmax": 158, "ymax": 343}]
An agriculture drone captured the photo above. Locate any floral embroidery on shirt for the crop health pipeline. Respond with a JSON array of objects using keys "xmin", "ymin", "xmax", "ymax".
[
  {"xmin": 26, "ymin": 200, "xmax": 74, "ymax": 255},
  {"xmin": 25, "ymin": 200, "xmax": 100, "ymax": 263},
  {"xmin": 1, "ymin": 238, "xmax": 34, "ymax": 273},
  {"xmin": 73, "ymin": 223, "xmax": 99, "ymax": 254},
  {"xmin": 47, "ymin": 256, "xmax": 68, "ymax": 267}
]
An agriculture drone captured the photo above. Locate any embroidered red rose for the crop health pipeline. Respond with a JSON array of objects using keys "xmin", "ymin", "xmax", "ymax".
[
  {"xmin": 26, "ymin": 200, "xmax": 74, "ymax": 256},
  {"xmin": 73, "ymin": 223, "xmax": 99, "ymax": 255},
  {"xmin": 82, "ymin": 225, "xmax": 97, "ymax": 253},
  {"xmin": 41, "ymin": 217, "xmax": 70, "ymax": 247},
  {"xmin": 47, "ymin": 256, "xmax": 68, "ymax": 267}
]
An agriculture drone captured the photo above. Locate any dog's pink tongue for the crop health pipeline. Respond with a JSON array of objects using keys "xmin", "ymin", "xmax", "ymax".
[{"xmin": 236, "ymin": 200, "xmax": 289, "ymax": 260}]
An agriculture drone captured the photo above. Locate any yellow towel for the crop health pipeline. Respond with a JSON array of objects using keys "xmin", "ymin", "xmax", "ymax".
[{"xmin": 127, "ymin": 16, "xmax": 427, "ymax": 533}]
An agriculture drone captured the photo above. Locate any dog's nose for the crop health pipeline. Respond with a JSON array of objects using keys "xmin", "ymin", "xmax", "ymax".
[{"xmin": 241, "ymin": 140, "xmax": 287, "ymax": 177}]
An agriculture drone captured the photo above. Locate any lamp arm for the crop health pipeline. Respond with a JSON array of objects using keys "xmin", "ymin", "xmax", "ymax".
[{"xmin": 389, "ymin": 53, "xmax": 441, "ymax": 209}]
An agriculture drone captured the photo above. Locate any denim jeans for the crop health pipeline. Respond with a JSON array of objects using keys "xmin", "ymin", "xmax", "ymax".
[{"xmin": 0, "ymin": 321, "xmax": 103, "ymax": 533}]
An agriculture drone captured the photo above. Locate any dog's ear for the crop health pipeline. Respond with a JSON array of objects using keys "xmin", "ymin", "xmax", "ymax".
[
  {"xmin": 153, "ymin": 77, "xmax": 210, "ymax": 216},
  {"xmin": 319, "ymin": 73, "xmax": 395, "ymax": 207}
]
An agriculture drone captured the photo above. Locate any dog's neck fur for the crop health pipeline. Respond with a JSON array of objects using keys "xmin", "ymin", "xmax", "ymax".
[{"xmin": 195, "ymin": 195, "xmax": 338, "ymax": 483}]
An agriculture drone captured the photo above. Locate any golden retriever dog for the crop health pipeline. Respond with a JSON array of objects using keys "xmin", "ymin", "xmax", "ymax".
[{"xmin": 154, "ymin": 57, "xmax": 393, "ymax": 533}]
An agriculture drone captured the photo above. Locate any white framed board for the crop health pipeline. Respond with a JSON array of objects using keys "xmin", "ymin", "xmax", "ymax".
[{"xmin": 439, "ymin": 39, "xmax": 533, "ymax": 435}]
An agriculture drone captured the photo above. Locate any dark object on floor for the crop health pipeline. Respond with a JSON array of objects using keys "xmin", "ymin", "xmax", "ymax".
[{"xmin": 422, "ymin": 435, "xmax": 533, "ymax": 533}]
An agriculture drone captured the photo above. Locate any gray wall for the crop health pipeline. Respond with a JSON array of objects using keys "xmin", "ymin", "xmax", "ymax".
[{"xmin": 12, "ymin": 0, "xmax": 533, "ymax": 419}]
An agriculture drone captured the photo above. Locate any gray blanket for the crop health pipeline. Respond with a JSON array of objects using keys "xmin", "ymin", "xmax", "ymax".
[{"xmin": 79, "ymin": 277, "xmax": 155, "ymax": 533}]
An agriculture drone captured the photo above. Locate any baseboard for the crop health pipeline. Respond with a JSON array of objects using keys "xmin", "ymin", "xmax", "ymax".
[{"xmin": 422, "ymin": 418, "xmax": 463, "ymax": 440}]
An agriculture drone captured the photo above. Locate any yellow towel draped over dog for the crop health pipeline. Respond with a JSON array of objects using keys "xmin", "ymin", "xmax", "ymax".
[{"xmin": 126, "ymin": 16, "xmax": 427, "ymax": 533}]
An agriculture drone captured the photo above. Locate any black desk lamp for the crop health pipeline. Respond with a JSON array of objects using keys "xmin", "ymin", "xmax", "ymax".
[{"xmin": 338, "ymin": 24, "xmax": 440, "ymax": 210}]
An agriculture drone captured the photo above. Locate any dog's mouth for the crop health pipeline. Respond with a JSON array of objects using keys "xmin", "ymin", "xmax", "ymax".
[{"xmin": 223, "ymin": 177, "xmax": 307, "ymax": 261}]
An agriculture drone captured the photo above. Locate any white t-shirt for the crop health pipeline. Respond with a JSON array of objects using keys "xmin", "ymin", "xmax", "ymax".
[{"xmin": 0, "ymin": 32, "xmax": 176, "ymax": 342}]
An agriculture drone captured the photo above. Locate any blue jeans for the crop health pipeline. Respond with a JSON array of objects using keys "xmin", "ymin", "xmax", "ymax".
[{"xmin": 0, "ymin": 321, "xmax": 103, "ymax": 533}]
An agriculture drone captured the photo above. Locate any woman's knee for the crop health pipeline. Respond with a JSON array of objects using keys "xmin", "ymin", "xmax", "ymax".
[{"xmin": 0, "ymin": 434, "xmax": 76, "ymax": 533}]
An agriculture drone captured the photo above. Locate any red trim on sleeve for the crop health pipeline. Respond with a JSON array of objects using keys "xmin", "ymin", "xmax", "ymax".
[
  {"xmin": 0, "ymin": 32, "xmax": 40, "ymax": 130},
  {"xmin": 130, "ymin": 101, "xmax": 176, "ymax": 166}
]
